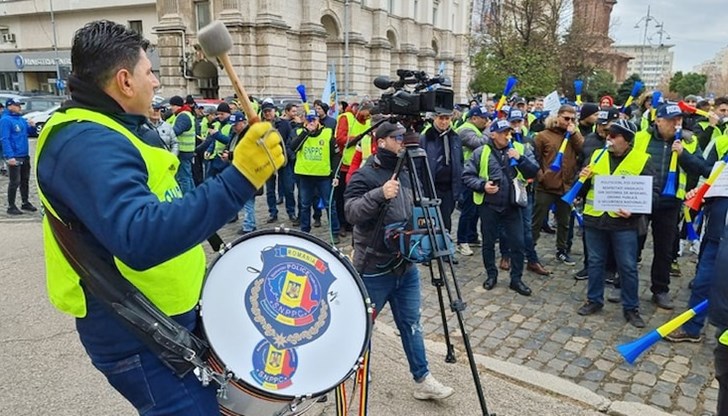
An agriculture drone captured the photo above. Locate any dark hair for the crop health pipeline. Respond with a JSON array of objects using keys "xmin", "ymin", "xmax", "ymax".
[
  {"xmin": 71, "ymin": 20, "xmax": 150, "ymax": 89},
  {"xmin": 715, "ymin": 97, "xmax": 728, "ymax": 107},
  {"xmin": 284, "ymin": 102, "xmax": 298, "ymax": 112}
]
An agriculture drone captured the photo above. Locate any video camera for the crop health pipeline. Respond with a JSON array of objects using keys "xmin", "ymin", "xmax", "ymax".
[{"xmin": 374, "ymin": 69, "xmax": 454, "ymax": 116}]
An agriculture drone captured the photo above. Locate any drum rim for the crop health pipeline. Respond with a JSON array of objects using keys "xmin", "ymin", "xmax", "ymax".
[{"xmin": 200, "ymin": 227, "xmax": 374, "ymax": 401}]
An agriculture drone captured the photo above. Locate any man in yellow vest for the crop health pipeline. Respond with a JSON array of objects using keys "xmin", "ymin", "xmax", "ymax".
[
  {"xmin": 290, "ymin": 110, "xmax": 340, "ymax": 242},
  {"xmin": 454, "ymin": 106, "xmax": 489, "ymax": 257},
  {"xmin": 35, "ymin": 21, "xmax": 284, "ymax": 414},
  {"xmin": 334, "ymin": 101, "xmax": 372, "ymax": 237},
  {"xmin": 576, "ymin": 120, "xmax": 656, "ymax": 328},
  {"xmin": 167, "ymin": 95, "xmax": 196, "ymax": 194},
  {"xmin": 462, "ymin": 119, "xmax": 539, "ymax": 296},
  {"xmin": 633, "ymin": 103, "xmax": 711, "ymax": 310}
]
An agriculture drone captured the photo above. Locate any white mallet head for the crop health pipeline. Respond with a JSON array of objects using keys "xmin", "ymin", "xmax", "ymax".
[{"xmin": 197, "ymin": 20, "xmax": 233, "ymax": 59}]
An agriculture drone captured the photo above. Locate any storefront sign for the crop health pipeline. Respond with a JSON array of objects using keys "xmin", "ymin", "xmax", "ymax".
[{"xmin": 14, "ymin": 54, "xmax": 71, "ymax": 69}]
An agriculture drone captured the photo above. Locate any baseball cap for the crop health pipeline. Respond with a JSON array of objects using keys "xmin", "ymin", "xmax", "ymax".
[
  {"xmin": 596, "ymin": 107, "xmax": 620, "ymax": 124},
  {"xmin": 229, "ymin": 111, "xmax": 246, "ymax": 123},
  {"xmin": 508, "ymin": 109, "xmax": 525, "ymax": 122},
  {"xmin": 608, "ymin": 119, "xmax": 638, "ymax": 142},
  {"xmin": 579, "ymin": 103, "xmax": 600, "ymax": 119},
  {"xmin": 468, "ymin": 106, "xmax": 489, "ymax": 118},
  {"xmin": 490, "ymin": 119, "xmax": 512, "ymax": 133},
  {"xmin": 305, "ymin": 110, "xmax": 318, "ymax": 122},
  {"xmin": 261, "ymin": 102, "xmax": 276, "ymax": 111},
  {"xmin": 375, "ymin": 121, "xmax": 406, "ymax": 139},
  {"xmin": 656, "ymin": 103, "xmax": 683, "ymax": 119},
  {"xmin": 5, "ymin": 98, "xmax": 22, "ymax": 107},
  {"xmin": 152, "ymin": 103, "xmax": 164, "ymax": 111},
  {"xmin": 169, "ymin": 95, "xmax": 184, "ymax": 107},
  {"xmin": 434, "ymin": 107, "xmax": 453, "ymax": 116}
]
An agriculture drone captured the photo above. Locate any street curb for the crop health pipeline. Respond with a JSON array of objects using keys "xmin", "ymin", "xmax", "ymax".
[{"xmin": 376, "ymin": 323, "xmax": 672, "ymax": 416}]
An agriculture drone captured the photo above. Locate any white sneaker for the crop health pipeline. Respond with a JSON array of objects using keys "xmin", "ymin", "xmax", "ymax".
[
  {"xmin": 690, "ymin": 240, "xmax": 700, "ymax": 256},
  {"xmin": 457, "ymin": 243, "xmax": 474, "ymax": 256},
  {"xmin": 678, "ymin": 239, "xmax": 686, "ymax": 257},
  {"xmin": 413, "ymin": 374, "xmax": 454, "ymax": 400}
]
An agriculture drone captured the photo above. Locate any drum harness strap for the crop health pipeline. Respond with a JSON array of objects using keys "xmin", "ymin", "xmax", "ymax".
[{"xmin": 46, "ymin": 212, "xmax": 232, "ymax": 394}]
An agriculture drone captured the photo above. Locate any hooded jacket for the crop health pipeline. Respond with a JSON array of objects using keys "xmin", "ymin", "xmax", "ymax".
[{"xmin": 1, "ymin": 110, "xmax": 33, "ymax": 159}]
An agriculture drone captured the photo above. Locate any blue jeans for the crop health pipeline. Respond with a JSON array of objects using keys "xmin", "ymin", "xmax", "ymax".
[
  {"xmin": 240, "ymin": 197, "xmax": 256, "ymax": 232},
  {"xmin": 479, "ymin": 204, "xmax": 525, "ymax": 282},
  {"xmin": 363, "ymin": 265, "xmax": 429, "ymax": 381},
  {"xmin": 522, "ymin": 190, "xmax": 539, "ymax": 263},
  {"xmin": 585, "ymin": 227, "xmax": 640, "ymax": 311},
  {"xmin": 456, "ymin": 189, "xmax": 479, "ymax": 244},
  {"xmin": 266, "ymin": 164, "xmax": 296, "ymax": 219},
  {"xmin": 298, "ymin": 176, "xmax": 339, "ymax": 234},
  {"xmin": 76, "ymin": 293, "xmax": 219, "ymax": 415},
  {"xmin": 683, "ymin": 239, "xmax": 719, "ymax": 335},
  {"xmin": 175, "ymin": 157, "xmax": 195, "ymax": 195},
  {"xmin": 296, "ymin": 174, "xmax": 322, "ymax": 221}
]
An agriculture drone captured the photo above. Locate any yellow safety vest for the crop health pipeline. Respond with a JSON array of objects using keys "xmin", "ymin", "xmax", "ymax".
[
  {"xmin": 583, "ymin": 149, "xmax": 650, "ymax": 218},
  {"xmin": 633, "ymin": 130, "xmax": 698, "ymax": 199},
  {"xmin": 338, "ymin": 113, "xmax": 370, "ymax": 166},
  {"xmin": 698, "ymin": 121, "xmax": 723, "ymax": 141},
  {"xmin": 473, "ymin": 141, "xmax": 525, "ymax": 205},
  {"xmin": 360, "ymin": 135, "xmax": 372, "ymax": 167},
  {"xmin": 294, "ymin": 127, "xmax": 333, "ymax": 176},
  {"xmin": 455, "ymin": 121, "xmax": 483, "ymax": 162},
  {"xmin": 716, "ymin": 135, "xmax": 728, "ymax": 159},
  {"xmin": 172, "ymin": 110, "xmax": 196, "ymax": 152},
  {"xmin": 35, "ymin": 108, "xmax": 206, "ymax": 318},
  {"xmin": 212, "ymin": 121, "xmax": 231, "ymax": 158}
]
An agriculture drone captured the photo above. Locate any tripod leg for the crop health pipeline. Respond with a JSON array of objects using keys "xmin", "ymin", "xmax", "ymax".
[{"xmin": 429, "ymin": 262, "xmax": 457, "ymax": 363}]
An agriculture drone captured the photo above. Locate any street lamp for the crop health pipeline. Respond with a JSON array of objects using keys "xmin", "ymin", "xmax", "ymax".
[
  {"xmin": 49, "ymin": 0, "xmax": 62, "ymax": 95},
  {"xmin": 634, "ymin": 5, "xmax": 655, "ymax": 85}
]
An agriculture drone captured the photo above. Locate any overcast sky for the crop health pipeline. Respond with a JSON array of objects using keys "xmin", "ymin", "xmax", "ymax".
[{"xmin": 609, "ymin": 1, "xmax": 728, "ymax": 72}]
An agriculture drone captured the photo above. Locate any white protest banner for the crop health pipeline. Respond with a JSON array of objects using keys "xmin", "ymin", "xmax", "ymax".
[
  {"xmin": 593, "ymin": 175, "xmax": 653, "ymax": 214},
  {"xmin": 543, "ymin": 90, "xmax": 561, "ymax": 115},
  {"xmin": 705, "ymin": 161, "xmax": 728, "ymax": 198}
]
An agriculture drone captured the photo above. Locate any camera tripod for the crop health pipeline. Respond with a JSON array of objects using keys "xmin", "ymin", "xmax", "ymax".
[{"xmin": 372, "ymin": 124, "xmax": 493, "ymax": 416}]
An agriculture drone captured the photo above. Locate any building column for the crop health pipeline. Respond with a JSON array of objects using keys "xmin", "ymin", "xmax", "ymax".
[
  {"xmin": 368, "ymin": 8, "xmax": 391, "ymax": 89},
  {"xmin": 452, "ymin": 34, "xmax": 469, "ymax": 103},
  {"xmin": 154, "ymin": 0, "xmax": 189, "ymax": 96},
  {"xmin": 253, "ymin": 0, "xmax": 290, "ymax": 95}
]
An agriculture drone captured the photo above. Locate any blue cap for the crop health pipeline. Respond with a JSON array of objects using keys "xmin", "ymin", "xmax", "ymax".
[
  {"xmin": 5, "ymin": 98, "xmax": 22, "ymax": 107},
  {"xmin": 305, "ymin": 110, "xmax": 318, "ymax": 122},
  {"xmin": 468, "ymin": 106, "xmax": 489, "ymax": 118},
  {"xmin": 229, "ymin": 111, "xmax": 246, "ymax": 123},
  {"xmin": 490, "ymin": 119, "xmax": 512, "ymax": 133},
  {"xmin": 656, "ymin": 103, "xmax": 683, "ymax": 119},
  {"xmin": 508, "ymin": 109, "xmax": 524, "ymax": 122}
]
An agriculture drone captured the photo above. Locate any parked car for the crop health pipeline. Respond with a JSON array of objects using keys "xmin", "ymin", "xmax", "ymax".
[
  {"xmin": 18, "ymin": 95, "xmax": 66, "ymax": 115},
  {"xmin": 23, "ymin": 104, "xmax": 61, "ymax": 137}
]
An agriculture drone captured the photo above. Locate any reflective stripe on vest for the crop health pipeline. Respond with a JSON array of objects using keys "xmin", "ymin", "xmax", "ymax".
[
  {"xmin": 174, "ymin": 111, "xmax": 196, "ymax": 152},
  {"xmin": 699, "ymin": 121, "xmax": 723, "ymax": 141},
  {"xmin": 473, "ymin": 141, "xmax": 525, "ymax": 205},
  {"xmin": 35, "ymin": 108, "xmax": 206, "ymax": 318},
  {"xmin": 456, "ymin": 121, "xmax": 483, "ymax": 163},
  {"xmin": 583, "ymin": 149, "xmax": 650, "ymax": 218},
  {"xmin": 294, "ymin": 127, "xmax": 333, "ymax": 176},
  {"xmin": 634, "ymin": 130, "xmax": 698, "ymax": 199}
]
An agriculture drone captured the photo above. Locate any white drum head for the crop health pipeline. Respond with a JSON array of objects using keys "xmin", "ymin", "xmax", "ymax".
[{"xmin": 201, "ymin": 230, "xmax": 370, "ymax": 399}]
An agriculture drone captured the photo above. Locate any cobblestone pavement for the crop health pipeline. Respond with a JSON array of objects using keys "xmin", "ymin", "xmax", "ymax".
[{"xmin": 2, "ymin": 140, "xmax": 718, "ymax": 415}]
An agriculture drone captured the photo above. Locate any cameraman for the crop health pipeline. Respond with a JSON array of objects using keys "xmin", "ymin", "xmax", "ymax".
[{"xmin": 345, "ymin": 121, "xmax": 454, "ymax": 401}]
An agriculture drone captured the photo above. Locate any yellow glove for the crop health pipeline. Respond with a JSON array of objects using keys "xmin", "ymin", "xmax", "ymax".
[{"xmin": 233, "ymin": 121, "xmax": 286, "ymax": 189}]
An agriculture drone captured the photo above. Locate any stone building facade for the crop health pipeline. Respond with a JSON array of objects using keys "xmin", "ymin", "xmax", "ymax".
[{"xmin": 154, "ymin": 0, "xmax": 472, "ymax": 102}]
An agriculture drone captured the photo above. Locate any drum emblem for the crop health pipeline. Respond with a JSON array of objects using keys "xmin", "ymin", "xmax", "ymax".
[
  {"xmin": 246, "ymin": 244, "xmax": 336, "ymax": 350},
  {"xmin": 250, "ymin": 340, "xmax": 298, "ymax": 390}
]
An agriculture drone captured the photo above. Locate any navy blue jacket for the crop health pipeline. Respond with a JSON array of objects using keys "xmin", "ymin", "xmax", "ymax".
[
  {"xmin": 1, "ymin": 110, "xmax": 33, "ymax": 159},
  {"xmin": 419, "ymin": 126, "xmax": 463, "ymax": 196},
  {"xmin": 37, "ymin": 76, "xmax": 257, "ymax": 271}
]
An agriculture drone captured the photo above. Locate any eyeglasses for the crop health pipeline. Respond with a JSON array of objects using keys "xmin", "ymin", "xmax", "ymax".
[
  {"xmin": 561, "ymin": 116, "xmax": 574, "ymax": 122},
  {"xmin": 390, "ymin": 134, "xmax": 404, "ymax": 142},
  {"xmin": 607, "ymin": 133, "xmax": 621, "ymax": 139}
]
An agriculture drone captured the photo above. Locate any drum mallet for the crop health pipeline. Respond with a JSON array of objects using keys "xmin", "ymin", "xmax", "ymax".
[{"xmin": 197, "ymin": 21, "xmax": 260, "ymax": 124}]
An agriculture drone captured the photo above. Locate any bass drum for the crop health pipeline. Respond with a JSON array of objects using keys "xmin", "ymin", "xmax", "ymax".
[{"xmin": 200, "ymin": 228, "xmax": 372, "ymax": 415}]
